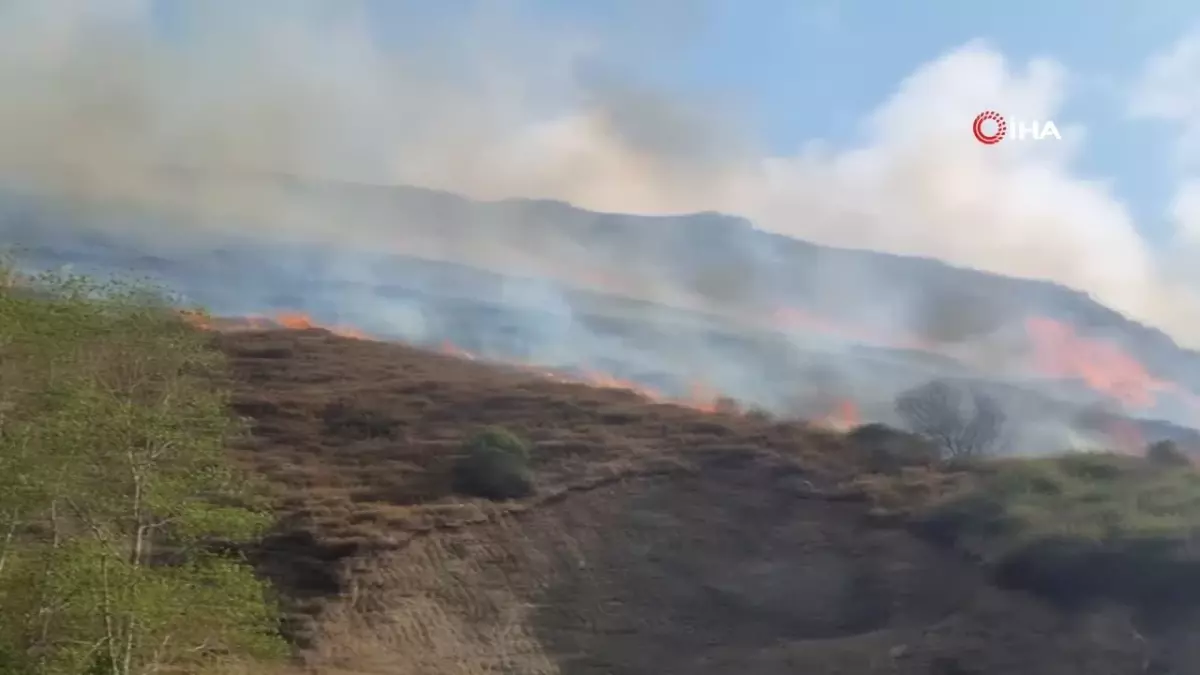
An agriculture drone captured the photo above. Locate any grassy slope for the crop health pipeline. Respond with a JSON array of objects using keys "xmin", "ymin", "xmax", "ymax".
[
  {"xmin": 218, "ymin": 327, "xmax": 1200, "ymax": 674},
  {"xmin": 853, "ymin": 445, "xmax": 1200, "ymax": 618},
  {"xmin": 922, "ymin": 455, "xmax": 1200, "ymax": 607},
  {"xmin": 0, "ymin": 270, "xmax": 288, "ymax": 674},
  {"xmin": 6, "ymin": 265, "xmax": 1200, "ymax": 673}
]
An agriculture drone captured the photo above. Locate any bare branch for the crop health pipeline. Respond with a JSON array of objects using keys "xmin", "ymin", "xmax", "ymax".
[{"xmin": 895, "ymin": 379, "xmax": 1007, "ymax": 459}]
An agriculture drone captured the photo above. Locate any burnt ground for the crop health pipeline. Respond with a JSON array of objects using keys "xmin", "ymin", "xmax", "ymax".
[{"xmin": 217, "ymin": 328, "xmax": 1189, "ymax": 675}]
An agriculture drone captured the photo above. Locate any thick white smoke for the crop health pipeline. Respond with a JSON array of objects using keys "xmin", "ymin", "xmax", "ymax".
[
  {"xmin": 0, "ymin": 1, "xmax": 1197, "ymax": 345},
  {"xmin": 1135, "ymin": 27, "xmax": 1200, "ymax": 325}
]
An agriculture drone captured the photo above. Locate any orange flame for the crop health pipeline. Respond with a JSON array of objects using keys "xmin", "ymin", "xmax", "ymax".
[
  {"xmin": 274, "ymin": 312, "xmax": 316, "ymax": 330},
  {"xmin": 577, "ymin": 368, "xmax": 664, "ymax": 401},
  {"xmin": 774, "ymin": 307, "xmax": 1200, "ymax": 420},
  {"xmin": 809, "ymin": 398, "xmax": 860, "ymax": 431},
  {"xmin": 683, "ymin": 381, "xmax": 721, "ymax": 413},
  {"xmin": 178, "ymin": 309, "xmax": 213, "ymax": 330},
  {"xmin": 178, "ymin": 310, "xmax": 367, "ymax": 339},
  {"xmin": 1023, "ymin": 317, "xmax": 1176, "ymax": 410},
  {"xmin": 272, "ymin": 312, "xmax": 368, "ymax": 339},
  {"xmin": 438, "ymin": 340, "xmax": 476, "ymax": 360},
  {"xmin": 831, "ymin": 399, "xmax": 861, "ymax": 429},
  {"xmin": 182, "ymin": 305, "xmax": 1200, "ymax": 434}
]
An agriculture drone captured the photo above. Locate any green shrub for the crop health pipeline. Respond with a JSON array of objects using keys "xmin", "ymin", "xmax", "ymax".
[
  {"xmin": 1146, "ymin": 439, "xmax": 1192, "ymax": 468},
  {"xmin": 913, "ymin": 490, "xmax": 1013, "ymax": 548},
  {"xmin": 849, "ymin": 423, "xmax": 941, "ymax": 474},
  {"xmin": 912, "ymin": 452, "xmax": 1200, "ymax": 611},
  {"xmin": 993, "ymin": 535, "xmax": 1200, "ymax": 608},
  {"xmin": 453, "ymin": 427, "xmax": 535, "ymax": 500}
]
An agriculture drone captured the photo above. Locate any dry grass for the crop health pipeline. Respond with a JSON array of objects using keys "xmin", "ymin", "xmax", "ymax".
[
  {"xmin": 215, "ymin": 329, "xmax": 847, "ymax": 650},
  {"xmin": 203, "ymin": 327, "xmax": 1200, "ymax": 674}
]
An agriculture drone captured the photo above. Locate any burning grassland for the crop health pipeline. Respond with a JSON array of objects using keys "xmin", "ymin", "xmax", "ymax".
[
  {"xmin": 211, "ymin": 322, "xmax": 1200, "ymax": 674},
  {"xmin": 11, "ymin": 261, "xmax": 1200, "ymax": 673},
  {"xmin": 210, "ymin": 327, "xmax": 859, "ymax": 648},
  {"xmin": 177, "ymin": 299, "xmax": 1200, "ymax": 459},
  {"xmin": 13, "ymin": 179, "xmax": 1200, "ymax": 436},
  {"xmin": 14, "ymin": 178, "xmax": 1200, "ymax": 459}
]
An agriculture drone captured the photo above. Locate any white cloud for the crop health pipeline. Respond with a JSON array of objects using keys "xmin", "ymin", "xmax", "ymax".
[
  {"xmin": 733, "ymin": 41, "xmax": 1159, "ymax": 314},
  {"xmin": 483, "ymin": 41, "xmax": 1183, "ymax": 342},
  {"xmin": 1171, "ymin": 178, "xmax": 1200, "ymax": 243},
  {"xmin": 1, "ymin": 2, "xmax": 1198, "ymax": 345},
  {"xmin": 1130, "ymin": 28, "xmax": 1200, "ymax": 327},
  {"xmin": 1131, "ymin": 28, "xmax": 1200, "ymax": 167}
]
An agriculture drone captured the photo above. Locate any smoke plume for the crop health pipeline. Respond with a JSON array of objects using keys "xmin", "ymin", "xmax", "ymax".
[
  {"xmin": 4, "ymin": 0, "xmax": 1200, "ymax": 450},
  {"xmin": 1, "ymin": 1, "xmax": 1194, "ymax": 346}
]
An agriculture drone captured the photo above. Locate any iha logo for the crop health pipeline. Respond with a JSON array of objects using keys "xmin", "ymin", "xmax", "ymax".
[{"xmin": 972, "ymin": 111, "xmax": 1061, "ymax": 144}]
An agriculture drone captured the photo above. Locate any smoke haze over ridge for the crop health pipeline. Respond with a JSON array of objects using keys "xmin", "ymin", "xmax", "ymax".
[{"xmin": 1, "ymin": 0, "xmax": 1199, "ymax": 348}]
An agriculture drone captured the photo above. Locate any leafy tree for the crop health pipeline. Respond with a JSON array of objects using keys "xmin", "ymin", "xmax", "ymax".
[{"xmin": 0, "ymin": 267, "xmax": 288, "ymax": 674}]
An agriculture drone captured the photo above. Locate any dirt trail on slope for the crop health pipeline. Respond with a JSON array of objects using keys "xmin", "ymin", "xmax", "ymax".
[{"xmin": 216, "ymin": 329, "xmax": 1168, "ymax": 675}]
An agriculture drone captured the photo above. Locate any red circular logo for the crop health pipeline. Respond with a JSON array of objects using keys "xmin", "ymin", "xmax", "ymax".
[{"xmin": 973, "ymin": 111, "xmax": 1006, "ymax": 144}]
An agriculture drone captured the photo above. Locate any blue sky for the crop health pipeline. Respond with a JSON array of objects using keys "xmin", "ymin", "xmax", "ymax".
[
  {"xmin": 346, "ymin": 0, "xmax": 1200, "ymax": 247},
  {"xmin": 572, "ymin": 0, "xmax": 1195, "ymax": 246},
  {"xmin": 7, "ymin": 0, "xmax": 1200, "ymax": 340},
  {"xmin": 367, "ymin": 0, "xmax": 1200, "ymax": 339}
]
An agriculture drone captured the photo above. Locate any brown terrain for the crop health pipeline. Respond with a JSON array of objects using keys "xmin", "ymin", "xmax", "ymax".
[{"xmin": 218, "ymin": 327, "xmax": 1184, "ymax": 675}]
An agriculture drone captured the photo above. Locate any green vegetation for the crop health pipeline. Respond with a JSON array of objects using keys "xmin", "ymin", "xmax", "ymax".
[
  {"xmin": 849, "ymin": 423, "xmax": 941, "ymax": 475},
  {"xmin": 850, "ymin": 417, "xmax": 1200, "ymax": 610},
  {"xmin": 0, "ymin": 264, "xmax": 288, "ymax": 674},
  {"xmin": 913, "ymin": 452, "xmax": 1200, "ymax": 608},
  {"xmin": 453, "ymin": 426, "xmax": 535, "ymax": 501},
  {"xmin": 1146, "ymin": 439, "xmax": 1191, "ymax": 468}
]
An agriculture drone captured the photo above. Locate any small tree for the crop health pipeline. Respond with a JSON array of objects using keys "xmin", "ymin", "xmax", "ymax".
[
  {"xmin": 895, "ymin": 380, "xmax": 1007, "ymax": 460},
  {"xmin": 453, "ymin": 427, "xmax": 534, "ymax": 501},
  {"xmin": 1145, "ymin": 439, "xmax": 1191, "ymax": 468}
]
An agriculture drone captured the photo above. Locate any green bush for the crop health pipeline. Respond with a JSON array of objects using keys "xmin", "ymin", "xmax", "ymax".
[
  {"xmin": 993, "ymin": 534, "xmax": 1200, "ymax": 608},
  {"xmin": 849, "ymin": 423, "xmax": 941, "ymax": 474},
  {"xmin": 453, "ymin": 427, "xmax": 535, "ymax": 501},
  {"xmin": 1146, "ymin": 439, "xmax": 1192, "ymax": 468},
  {"xmin": 913, "ymin": 452, "xmax": 1200, "ymax": 611}
]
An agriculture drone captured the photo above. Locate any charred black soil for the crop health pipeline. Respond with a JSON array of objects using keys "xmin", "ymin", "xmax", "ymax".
[{"xmin": 219, "ymin": 328, "xmax": 1197, "ymax": 675}]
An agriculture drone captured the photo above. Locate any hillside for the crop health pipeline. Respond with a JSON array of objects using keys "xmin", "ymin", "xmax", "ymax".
[
  {"xmin": 7, "ymin": 267, "xmax": 1200, "ymax": 674},
  {"xmin": 0, "ymin": 180, "xmax": 1166, "ymax": 353},
  {"xmin": 8, "ymin": 175, "xmax": 1186, "ymax": 370},
  {"xmin": 220, "ymin": 327, "xmax": 1199, "ymax": 675},
  {"xmin": 6, "ymin": 178, "xmax": 1200, "ymax": 437}
]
